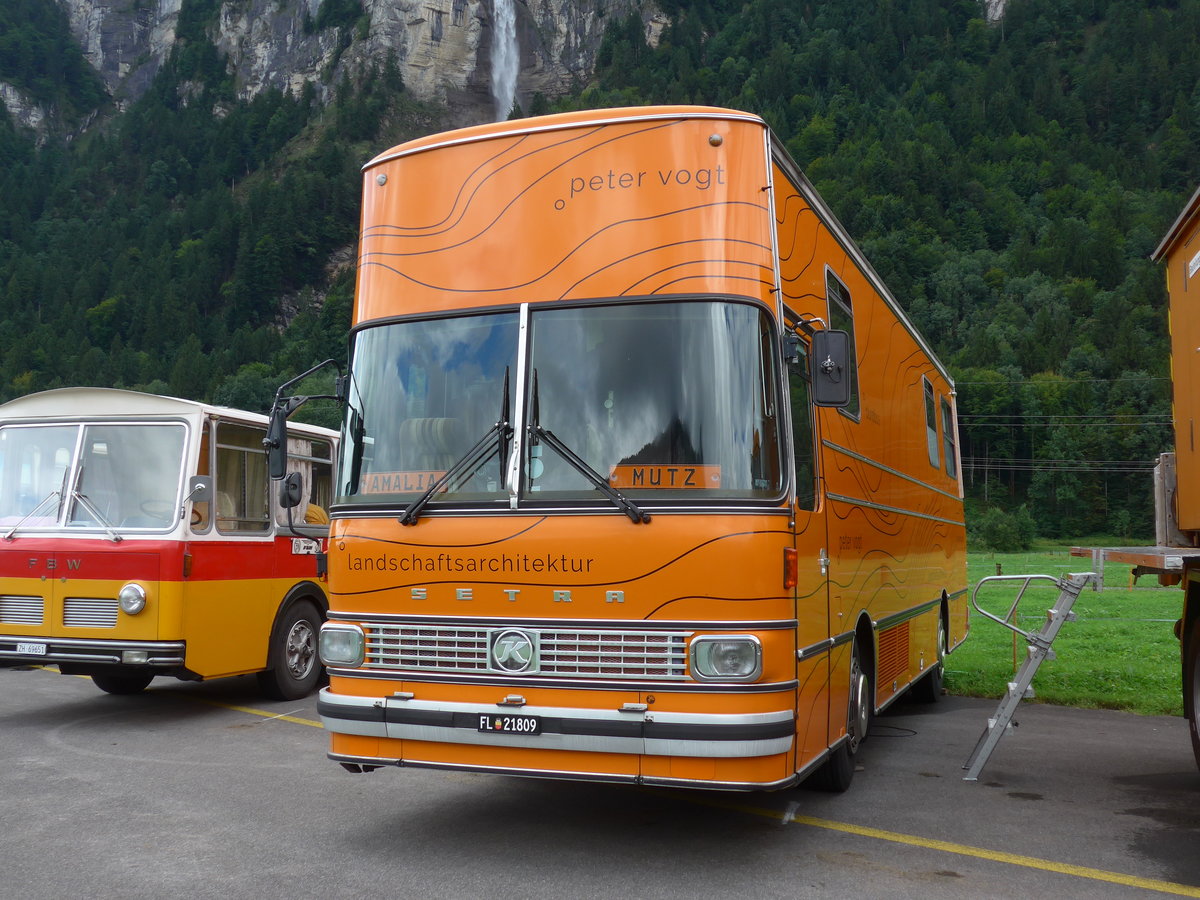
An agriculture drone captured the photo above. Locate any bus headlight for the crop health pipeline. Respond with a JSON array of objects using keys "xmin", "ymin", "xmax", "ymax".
[
  {"xmin": 117, "ymin": 583, "xmax": 147, "ymax": 615},
  {"xmin": 689, "ymin": 635, "xmax": 762, "ymax": 682},
  {"xmin": 320, "ymin": 624, "xmax": 365, "ymax": 668}
]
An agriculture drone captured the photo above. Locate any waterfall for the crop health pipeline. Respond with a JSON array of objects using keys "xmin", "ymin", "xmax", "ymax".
[{"xmin": 491, "ymin": 0, "xmax": 518, "ymax": 121}]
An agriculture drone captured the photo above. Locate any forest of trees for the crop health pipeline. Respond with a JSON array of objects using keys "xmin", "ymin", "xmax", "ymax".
[{"xmin": 0, "ymin": 0, "xmax": 1196, "ymax": 544}]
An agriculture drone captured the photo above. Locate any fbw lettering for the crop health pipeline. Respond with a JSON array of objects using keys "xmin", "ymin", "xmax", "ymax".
[{"xmin": 27, "ymin": 558, "xmax": 82, "ymax": 570}]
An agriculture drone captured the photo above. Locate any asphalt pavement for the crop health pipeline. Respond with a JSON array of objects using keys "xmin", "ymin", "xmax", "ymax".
[{"xmin": 1, "ymin": 664, "xmax": 1197, "ymax": 899}]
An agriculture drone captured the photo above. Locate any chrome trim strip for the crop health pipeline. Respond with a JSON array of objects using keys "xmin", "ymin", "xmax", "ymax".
[
  {"xmin": 639, "ymin": 773, "xmax": 799, "ymax": 792},
  {"xmin": 330, "ymin": 504, "xmax": 793, "ymax": 519},
  {"xmin": 824, "ymin": 492, "xmax": 964, "ymax": 528},
  {"xmin": 327, "ymin": 754, "xmax": 801, "ymax": 792},
  {"xmin": 0, "ymin": 635, "xmax": 185, "ymax": 666},
  {"xmin": 317, "ymin": 689, "xmax": 794, "ymax": 758},
  {"xmin": 507, "ymin": 302, "xmax": 530, "ymax": 506},
  {"xmin": 822, "ymin": 440, "xmax": 962, "ymax": 503},
  {"xmin": 796, "ymin": 638, "xmax": 833, "ymax": 663},
  {"xmin": 873, "ymin": 597, "xmax": 943, "ymax": 632},
  {"xmin": 325, "ymin": 667, "xmax": 799, "ymax": 693},
  {"xmin": 327, "ymin": 613, "xmax": 799, "ymax": 631}
]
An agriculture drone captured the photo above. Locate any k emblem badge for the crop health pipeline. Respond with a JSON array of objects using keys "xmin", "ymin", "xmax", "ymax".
[{"xmin": 490, "ymin": 629, "xmax": 537, "ymax": 674}]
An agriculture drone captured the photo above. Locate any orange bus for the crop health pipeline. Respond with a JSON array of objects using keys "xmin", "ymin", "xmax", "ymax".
[
  {"xmin": 274, "ymin": 106, "xmax": 967, "ymax": 790},
  {"xmin": 0, "ymin": 387, "xmax": 337, "ymax": 699}
]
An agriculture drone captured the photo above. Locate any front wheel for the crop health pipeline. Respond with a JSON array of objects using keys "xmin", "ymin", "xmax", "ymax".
[
  {"xmin": 256, "ymin": 601, "xmax": 323, "ymax": 701},
  {"xmin": 91, "ymin": 672, "xmax": 154, "ymax": 695},
  {"xmin": 808, "ymin": 636, "xmax": 871, "ymax": 792}
]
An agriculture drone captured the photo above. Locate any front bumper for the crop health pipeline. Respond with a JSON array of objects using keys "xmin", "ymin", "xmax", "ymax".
[
  {"xmin": 317, "ymin": 688, "xmax": 795, "ymax": 758},
  {"xmin": 0, "ymin": 635, "xmax": 185, "ymax": 667}
]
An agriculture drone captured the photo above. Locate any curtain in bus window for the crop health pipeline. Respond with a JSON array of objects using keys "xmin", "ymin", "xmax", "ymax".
[
  {"xmin": 216, "ymin": 423, "xmax": 270, "ymax": 532},
  {"xmin": 524, "ymin": 301, "xmax": 783, "ymax": 501}
]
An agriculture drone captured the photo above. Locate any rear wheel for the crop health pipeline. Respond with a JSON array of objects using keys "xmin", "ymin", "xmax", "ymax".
[
  {"xmin": 912, "ymin": 614, "xmax": 946, "ymax": 703},
  {"xmin": 91, "ymin": 672, "xmax": 154, "ymax": 695},
  {"xmin": 256, "ymin": 601, "xmax": 322, "ymax": 701}
]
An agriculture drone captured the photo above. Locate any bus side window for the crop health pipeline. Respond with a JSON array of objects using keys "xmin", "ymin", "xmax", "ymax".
[
  {"xmin": 276, "ymin": 437, "xmax": 334, "ymax": 529},
  {"xmin": 191, "ymin": 429, "xmax": 211, "ymax": 530},
  {"xmin": 825, "ymin": 270, "xmax": 860, "ymax": 419},
  {"xmin": 789, "ymin": 340, "xmax": 816, "ymax": 511},
  {"xmin": 924, "ymin": 377, "xmax": 940, "ymax": 469},
  {"xmin": 941, "ymin": 395, "xmax": 958, "ymax": 479},
  {"xmin": 215, "ymin": 422, "xmax": 270, "ymax": 533}
]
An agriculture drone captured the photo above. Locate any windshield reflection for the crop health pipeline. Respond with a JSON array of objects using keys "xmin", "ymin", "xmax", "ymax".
[
  {"xmin": 338, "ymin": 300, "xmax": 783, "ymax": 506},
  {"xmin": 525, "ymin": 302, "xmax": 782, "ymax": 500},
  {"xmin": 0, "ymin": 423, "xmax": 186, "ymax": 532}
]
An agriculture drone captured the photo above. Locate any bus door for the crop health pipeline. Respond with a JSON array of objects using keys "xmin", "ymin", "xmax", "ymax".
[
  {"xmin": 787, "ymin": 334, "xmax": 834, "ymax": 770},
  {"xmin": 183, "ymin": 418, "xmax": 279, "ymax": 676}
]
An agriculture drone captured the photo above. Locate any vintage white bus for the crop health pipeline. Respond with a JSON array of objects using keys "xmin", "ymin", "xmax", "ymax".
[{"xmin": 0, "ymin": 387, "xmax": 336, "ymax": 699}]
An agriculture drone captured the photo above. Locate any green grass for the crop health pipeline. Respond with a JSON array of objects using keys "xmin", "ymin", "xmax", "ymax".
[{"xmin": 946, "ymin": 540, "xmax": 1184, "ymax": 716}]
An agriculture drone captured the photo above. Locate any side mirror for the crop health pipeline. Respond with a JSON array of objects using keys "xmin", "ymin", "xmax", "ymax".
[
  {"xmin": 279, "ymin": 471, "xmax": 303, "ymax": 510},
  {"xmin": 265, "ymin": 405, "xmax": 289, "ymax": 480},
  {"xmin": 186, "ymin": 475, "xmax": 213, "ymax": 504},
  {"xmin": 811, "ymin": 329, "xmax": 852, "ymax": 408}
]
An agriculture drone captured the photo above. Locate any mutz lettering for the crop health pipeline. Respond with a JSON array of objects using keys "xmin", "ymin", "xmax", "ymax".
[{"xmin": 345, "ymin": 551, "xmax": 595, "ymax": 575}]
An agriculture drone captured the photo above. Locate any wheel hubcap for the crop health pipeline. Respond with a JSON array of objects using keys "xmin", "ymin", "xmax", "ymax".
[{"xmin": 285, "ymin": 620, "xmax": 317, "ymax": 680}]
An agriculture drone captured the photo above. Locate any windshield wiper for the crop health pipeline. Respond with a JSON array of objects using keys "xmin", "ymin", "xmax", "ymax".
[
  {"xmin": 399, "ymin": 369, "xmax": 513, "ymax": 526},
  {"xmin": 69, "ymin": 465, "xmax": 122, "ymax": 543},
  {"xmin": 527, "ymin": 370, "xmax": 649, "ymax": 525},
  {"xmin": 2, "ymin": 489, "xmax": 62, "ymax": 541}
]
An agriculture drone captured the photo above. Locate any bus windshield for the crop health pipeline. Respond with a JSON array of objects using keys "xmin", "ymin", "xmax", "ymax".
[
  {"xmin": 0, "ymin": 422, "xmax": 187, "ymax": 532},
  {"xmin": 337, "ymin": 300, "xmax": 783, "ymax": 506}
]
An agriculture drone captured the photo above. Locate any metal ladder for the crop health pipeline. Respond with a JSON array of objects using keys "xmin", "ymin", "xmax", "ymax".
[{"xmin": 962, "ymin": 571, "xmax": 1096, "ymax": 782}]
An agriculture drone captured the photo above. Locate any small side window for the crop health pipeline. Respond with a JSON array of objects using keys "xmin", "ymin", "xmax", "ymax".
[
  {"xmin": 276, "ymin": 437, "xmax": 335, "ymax": 528},
  {"xmin": 825, "ymin": 271, "xmax": 860, "ymax": 419},
  {"xmin": 923, "ymin": 378, "xmax": 939, "ymax": 469},
  {"xmin": 941, "ymin": 395, "xmax": 958, "ymax": 478}
]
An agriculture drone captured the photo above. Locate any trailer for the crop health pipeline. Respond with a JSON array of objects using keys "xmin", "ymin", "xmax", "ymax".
[{"xmin": 1073, "ymin": 185, "xmax": 1200, "ymax": 769}]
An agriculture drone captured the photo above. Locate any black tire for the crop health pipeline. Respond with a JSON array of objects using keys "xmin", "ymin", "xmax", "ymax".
[
  {"xmin": 91, "ymin": 672, "xmax": 154, "ymax": 695},
  {"xmin": 911, "ymin": 614, "xmax": 946, "ymax": 704},
  {"xmin": 256, "ymin": 600, "xmax": 322, "ymax": 701},
  {"xmin": 808, "ymin": 636, "xmax": 871, "ymax": 792},
  {"xmin": 1186, "ymin": 617, "xmax": 1200, "ymax": 771}
]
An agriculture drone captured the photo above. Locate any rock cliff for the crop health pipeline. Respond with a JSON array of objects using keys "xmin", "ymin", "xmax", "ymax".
[{"xmin": 41, "ymin": 0, "xmax": 662, "ymax": 128}]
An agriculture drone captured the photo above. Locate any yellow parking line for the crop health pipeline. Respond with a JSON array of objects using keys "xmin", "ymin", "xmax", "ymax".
[
  {"xmin": 700, "ymin": 795, "xmax": 1200, "ymax": 898},
  {"xmin": 194, "ymin": 697, "xmax": 324, "ymax": 727}
]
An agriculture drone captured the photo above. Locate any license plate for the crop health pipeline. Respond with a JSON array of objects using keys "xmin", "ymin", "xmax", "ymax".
[
  {"xmin": 477, "ymin": 713, "xmax": 541, "ymax": 735},
  {"xmin": 16, "ymin": 642, "xmax": 47, "ymax": 656}
]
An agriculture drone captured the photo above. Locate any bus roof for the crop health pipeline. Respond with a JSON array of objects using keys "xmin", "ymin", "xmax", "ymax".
[
  {"xmin": 0, "ymin": 387, "xmax": 337, "ymax": 437},
  {"xmin": 364, "ymin": 105, "xmax": 766, "ymax": 170}
]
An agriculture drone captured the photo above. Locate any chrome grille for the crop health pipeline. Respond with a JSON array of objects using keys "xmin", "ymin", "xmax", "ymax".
[
  {"xmin": 63, "ymin": 598, "xmax": 118, "ymax": 628},
  {"xmin": 362, "ymin": 624, "xmax": 691, "ymax": 680},
  {"xmin": 0, "ymin": 595, "xmax": 44, "ymax": 625}
]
